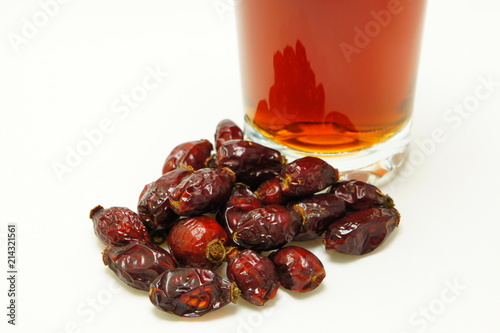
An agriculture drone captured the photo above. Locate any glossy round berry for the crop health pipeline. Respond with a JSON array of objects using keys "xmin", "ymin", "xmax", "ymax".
[{"xmin": 167, "ymin": 216, "xmax": 228, "ymax": 270}]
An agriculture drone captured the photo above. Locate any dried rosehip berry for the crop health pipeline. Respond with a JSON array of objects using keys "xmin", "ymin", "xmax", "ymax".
[
  {"xmin": 149, "ymin": 267, "xmax": 239, "ymax": 317},
  {"xmin": 226, "ymin": 249, "xmax": 280, "ymax": 306},
  {"xmin": 269, "ymin": 246, "xmax": 326, "ymax": 293},
  {"xmin": 279, "ymin": 156, "xmax": 338, "ymax": 197},
  {"xmin": 169, "ymin": 167, "xmax": 235, "ymax": 216},
  {"xmin": 205, "ymin": 153, "xmax": 218, "ymax": 168},
  {"xmin": 233, "ymin": 205, "xmax": 301, "ymax": 251},
  {"xmin": 217, "ymin": 140, "xmax": 285, "ymax": 186},
  {"xmin": 162, "ymin": 141, "xmax": 195, "ymax": 174},
  {"xmin": 331, "ymin": 180, "xmax": 394, "ymax": 211},
  {"xmin": 323, "ymin": 207, "xmax": 400, "ymax": 255},
  {"xmin": 138, "ymin": 182, "xmax": 152, "ymax": 202},
  {"xmin": 137, "ymin": 168, "xmax": 192, "ymax": 238},
  {"xmin": 102, "ymin": 240, "xmax": 177, "ymax": 291},
  {"xmin": 290, "ymin": 193, "xmax": 346, "ymax": 241},
  {"xmin": 90, "ymin": 206, "xmax": 150, "ymax": 246},
  {"xmin": 161, "ymin": 139, "xmax": 213, "ymax": 174},
  {"xmin": 254, "ymin": 177, "xmax": 288, "ymax": 205},
  {"xmin": 167, "ymin": 216, "xmax": 228, "ymax": 270},
  {"xmin": 216, "ymin": 183, "xmax": 262, "ymax": 243},
  {"xmin": 214, "ymin": 119, "xmax": 244, "ymax": 150}
]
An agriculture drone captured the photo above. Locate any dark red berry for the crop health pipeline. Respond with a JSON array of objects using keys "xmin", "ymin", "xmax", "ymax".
[
  {"xmin": 161, "ymin": 139, "xmax": 213, "ymax": 174},
  {"xmin": 226, "ymin": 249, "xmax": 280, "ymax": 306},
  {"xmin": 269, "ymin": 246, "xmax": 326, "ymax": 293},
  {"xmin": 217, "ymin": 140, "xmax": 285, "ymax": 186},
  {"xmin": 149, "ymin": 267, "xmax": 239, "ymax": 317},
  {"xmin": 216, "ymin": 183, "xmax": 262, "ymax": 243},
  {"xmin": 279, "ymin": 156, "xmax": 338, "ymax": 197},
  {"xmin": 205, "ymin": 153, "xmax": 219, "ymax": 168},
  {"xmin": 167, "ymin": 216, "xmax": 228, "ymax": 270},
  {"xmin": 162, "ymin": 141, "xmax": 194, "ymax": 174},
  {"xmin": 290, "ymin": 193, "xmax": 346, "ymax": 241},
  {"xmin": 223, "ymin": 183, "xmax": 263, "ymax": 213},
  {"xmin": 254, "ymin": 177, "xmax": 288, "ymax": 205},
  {"xmin": 214, "ymin": 119, "xmax": 244, "ymax": 150},
  {"xmin": 323, "ymin": 207, "xmax": 400, "ymax": 255},
  {"xmin": 169, "ymin": 167, "xmax": 235, "ymax": 216},
  {"xmin": 232, "ymin": 205, "xmax": 301, "ymax": 251},
  {"xmin": 137, "ymin": 167, "xmax": 192, "ymax": 238},
  {"xmin": 102, "ymin": 240, "xmax": 177, "ymax": 291},
  {"xmin": 331, "ymin": 180, "xmax": 394, "ymax": 211},
  {"xmin": 90, "ymin": 206, "xmax": 150, "ymax": 246},
  {"xmin": 138, "ymin": 182, "xmax": 152, "ymax": 202}
]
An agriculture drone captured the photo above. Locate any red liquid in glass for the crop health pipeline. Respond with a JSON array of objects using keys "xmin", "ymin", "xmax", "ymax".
[{"xmin": 236, "ymin": 0, "xmax": 426, "ymax": 153}]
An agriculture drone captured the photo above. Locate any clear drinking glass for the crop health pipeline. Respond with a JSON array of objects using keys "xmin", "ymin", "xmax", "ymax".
[{"xmin": 235, "ymin": 0, "xmax": 427, "ymax": 185}]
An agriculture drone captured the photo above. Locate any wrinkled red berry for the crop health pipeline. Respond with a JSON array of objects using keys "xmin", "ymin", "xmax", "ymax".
[
  {"xmin": 214, "ymin": 119, "xmax": 244, "ymax": 150},
  {"xmin": 102, "ymin": 240, "xmax": 177, "ymax": 291},
  {"xmin": 149, "ymin": 267, "xmax": 239, "ymax": 317},
  {"xmin": 216, "ymin": 183, "xmax": 262, "ymax": 244},
  {"xmin": 254, "ymin": 177, "xmax": 288, "ymax": 205},
  {"xmin": 138, "ymin": 182, "xmax": 152, "ymax": 202},
  {"xmin": 137, "ymin": 168, "xmax": 192, "ymax": 238},
  {"xmin": 290, "ymin": 193, "xmax": 346, "ymax": 241},
  {"xmin": 279, "ymin": 156, "xmax": 338, "ymax": 197},
  {"xmin": 167, "ymin": 216, "xmax": 228, "ymax": 270},
  {"xmin": 169, "ymin": 167, "xmax": 235, "ymax": 216},
  {"xmin": 269, "ymin": 246, "xmax": 326, "ymax": 293},
  {"xmin": 226, "ymin": 249, "xmax": 280, "ymax": 306},
  {"xmin": 331, "ymin": 180, "xmax": 394, "ymax": 211},
  {"xmin": 217, "ymin": 140, "xmax": 285, "ymax": 186},
  {"xmin": 90, "ymin": 206, "xmax": 150, "ymax": 245},
  {"xmin": 233, "ymin": 205, "xmax": 301, "ymax": 251},
  {"xmin": 323, "ymin": 207, "xmax": 400, "ymax": 255},
  {"xmin": 161, "ymin": 139, "xmax": 213, "ymax": 174},
  {"xmin": 162, "ymin": 141, "xmax": 194, "ymax": 174},
  {"xmin": 205, "ymin": 153, "xmax": 219, "ymax": 168}
]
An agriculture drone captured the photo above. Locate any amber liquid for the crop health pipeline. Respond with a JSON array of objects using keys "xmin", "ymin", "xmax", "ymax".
[{"xmin": 236, "ymin": 0, "xmax": 426, "ymax": 153}]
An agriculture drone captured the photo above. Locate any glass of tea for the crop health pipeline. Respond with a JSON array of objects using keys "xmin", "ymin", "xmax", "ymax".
[{"xmin": 235, "ymin": 0, "xmax": 427, "ymax": 185}]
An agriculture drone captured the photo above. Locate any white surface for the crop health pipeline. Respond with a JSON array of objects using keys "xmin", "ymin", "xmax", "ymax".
[{"xmin": 1, "ymin": 1, "xmax": 500, "ymax": 332}]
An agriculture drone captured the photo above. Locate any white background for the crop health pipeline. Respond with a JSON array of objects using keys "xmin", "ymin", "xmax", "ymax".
[{"xmin": 1, "ymin": 0, "xmax": 500, "ymax": 332}]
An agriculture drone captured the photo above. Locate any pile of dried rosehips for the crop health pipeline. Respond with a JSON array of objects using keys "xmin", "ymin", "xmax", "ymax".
[{"xmin": 89, "ymin": 119, "xmax": 400, "ymax": 318}]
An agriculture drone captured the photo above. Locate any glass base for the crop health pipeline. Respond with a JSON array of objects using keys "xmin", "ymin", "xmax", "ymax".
[{"xmin": 243, "ymin": 119, "xmax": 411, "ymax": 187}]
